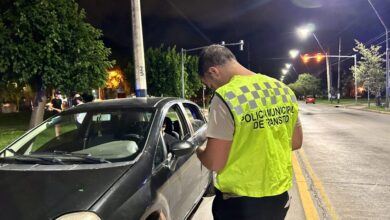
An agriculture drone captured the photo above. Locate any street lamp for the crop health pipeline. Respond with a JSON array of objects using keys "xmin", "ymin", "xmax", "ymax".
[
  {"xmin": 286, "ymin": 51, "xmax": 300, "ymax": 79},
  {"xmin": 281, "ymin": 69, "xmax": 288, "ymax": 75},
  {"xmin": 367, "ymin": 0, "xmax": 389, "ymax": 108},
  {"xmin": 289, "ymin": 49, "xmax": 300, "ymax": 59},
  {"xmin": 296, "ymin": 24, "xmax": 315, "ymax": 40},
  {"xmin": 181, "ymin": 40, "xmax": 244, "ymax": 98},
  {"xmin": 296, "ymin": 24, "xmax": 331, "ymax": 100}
]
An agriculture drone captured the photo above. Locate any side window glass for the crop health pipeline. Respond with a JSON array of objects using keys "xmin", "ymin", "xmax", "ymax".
[
  {"xmin": 183, "ymin": 103, "xmax": 206, "ymax": 133},
  {"xmin": 164, "ymin": 105, "xmax": 190, "ymax": 141},
  {"xmin": 154, "ymin": 134, "xmax": 165, "ymax": 168}
]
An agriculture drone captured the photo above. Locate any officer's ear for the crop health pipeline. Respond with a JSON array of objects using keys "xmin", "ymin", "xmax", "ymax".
[{"xmin": 208, "ymin": 66, "xmax": 221, "ymax": 80}]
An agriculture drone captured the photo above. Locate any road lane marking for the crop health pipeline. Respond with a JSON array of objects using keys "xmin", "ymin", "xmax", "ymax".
[
  {"xmin": 292, "ymin": 152, "xmax": 320, "ymax": 220},
  {"xmin": 298, "ymin": 149, "xmax": 338, "ymax": 220}
]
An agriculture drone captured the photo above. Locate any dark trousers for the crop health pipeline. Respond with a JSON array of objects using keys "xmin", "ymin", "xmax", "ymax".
[{"xmin": 212, "ymin": 188, "xmax": 290, "ymax": 220}]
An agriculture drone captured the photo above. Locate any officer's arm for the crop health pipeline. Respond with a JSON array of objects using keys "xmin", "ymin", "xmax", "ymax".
[
  {"xmin": 196, "ymin": 138, "xmax": 232, "ymax": 172},
  {"xmin": 292, "ymin": 125, "xmax": 303, "ymax": 150}
]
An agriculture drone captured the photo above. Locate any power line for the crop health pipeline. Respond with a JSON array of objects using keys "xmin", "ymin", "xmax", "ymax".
[
  {"xmin": 165, "ymin": 0, "xmax": 211, "ymax": 44},
  {"xmin": 364, "ymin": 32, "xmax": 386, "ymax": 46},
  {"xmin": 329, "ymin": 38, "xmax": 387, "ymax": 68}
]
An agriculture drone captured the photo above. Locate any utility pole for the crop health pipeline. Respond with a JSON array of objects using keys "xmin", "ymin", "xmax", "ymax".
[
  {"xmin": 337, "ymin": 38, "xmax": 342, "ymax": 103},
  {"xmin": 181, "ymin": 48, "xmax": 185, "ymax": 98},
  {"xmin": 354, "ymin": 54, "xmax": 358, "ymax": 104},
  {"xmin": 130, "ymin": 0, "xmax": 147, "ymax": 97},
  {"xmin": 312, "ymin": 33, "xmax": 331, "ymax": 101},
  {"xmin": 305, "ymin": 54, "xmax": 357, "ymax": 104},
  {"xmin": 326, "ymin": 52, "xmax": 331, "ymax": 101}
]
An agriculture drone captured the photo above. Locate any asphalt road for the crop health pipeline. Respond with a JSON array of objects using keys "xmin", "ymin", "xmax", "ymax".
[
  {"xmin": 299, "ymin": 103, "xmax": 390, "ymax": 219},
  {"xmin": 191, "ymin": 102, "xmax": 390, "ymax": 219}
]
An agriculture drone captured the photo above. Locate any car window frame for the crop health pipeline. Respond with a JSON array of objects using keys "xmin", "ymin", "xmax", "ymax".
[
  {"xmin": 152, "ymin": 131, "xmax": 169, "ymax": 172},
  {"xmin": 180, "ymin": 102, "xmax": 207, "ymax": 135}
]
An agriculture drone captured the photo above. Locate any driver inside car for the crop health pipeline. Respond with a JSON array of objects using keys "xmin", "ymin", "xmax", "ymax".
[{"xmin": 162, "ymin": 117, "xmax": 179, "ymax": 150}]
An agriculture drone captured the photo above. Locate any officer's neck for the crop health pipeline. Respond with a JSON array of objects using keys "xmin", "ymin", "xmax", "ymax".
[{"xmin": 227, "ymin": 63, "xmax": 256, "ymax": 80}]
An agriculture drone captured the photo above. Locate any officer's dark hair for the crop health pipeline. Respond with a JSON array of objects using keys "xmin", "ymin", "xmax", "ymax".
[{"xmin": 198, "ymin": 44, "xmax": 236, "ymax": 77}]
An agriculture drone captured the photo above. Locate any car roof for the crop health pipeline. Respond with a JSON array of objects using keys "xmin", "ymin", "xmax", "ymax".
[{"xmin": 65, "ymin": 97, "xmax": 185, "ymax": 113}]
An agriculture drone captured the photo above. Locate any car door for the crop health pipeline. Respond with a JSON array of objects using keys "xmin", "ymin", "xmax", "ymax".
[
  {"xmin": 147, "ymin": 132, "xmax": 173, "ymax": 219},
  {"xmin": 160, "ymin": 103, "xmax": 203, "ymax": 220},
  {"xmin": 181, "ymin": 102, "xmax": 209, "ymax": 194}
]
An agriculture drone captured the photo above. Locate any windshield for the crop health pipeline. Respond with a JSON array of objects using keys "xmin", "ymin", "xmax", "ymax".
[{"xmin": 0, "ymin": 109, "xmax": 154, "ymax": 163}]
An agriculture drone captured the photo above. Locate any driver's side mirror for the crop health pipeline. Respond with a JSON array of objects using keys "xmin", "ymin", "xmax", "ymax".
[{"xmin": 171, "ymin": 141, "xmax": 195, "ymax": 157}]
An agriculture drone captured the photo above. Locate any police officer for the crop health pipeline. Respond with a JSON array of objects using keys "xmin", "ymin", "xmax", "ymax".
[{"xmin": 196, "ymin": 45, "xmax": 303, "ymax": 220}]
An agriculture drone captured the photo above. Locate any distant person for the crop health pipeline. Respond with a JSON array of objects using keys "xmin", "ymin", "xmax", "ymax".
[
  {"xmin": 50, "ymin": 91, "xmax": 63, "ymax": 137},
  {"xmin": 81, "ymin": 93, "xmax": 94, "ymax": 103},
  {"xmin": 50, "ymin": 91, "xmax": 63, "ymax": 114},
  {"xmin": 72, "ymin": 94, "xmax": 83, "ymax": 107},
  {"xmin": 196, "ymin": 45, "xmax": 303, "ymax": 220},
  {"xmin": 73, "ymin": 94, "xmax": 86, "ymax": 125}
]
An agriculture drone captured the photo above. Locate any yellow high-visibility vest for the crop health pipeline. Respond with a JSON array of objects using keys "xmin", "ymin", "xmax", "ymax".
[{"xmin": 214, "ymin": 74, "xmax": 299, "ymax": 197}]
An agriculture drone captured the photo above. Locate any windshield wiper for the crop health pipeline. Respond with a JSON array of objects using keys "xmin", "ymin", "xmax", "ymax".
[
  {"xmin": 46, "ymin": 150, "xmax": 111, "ymax": 163},
  {"xmin": 0, "ymin": 154, "xmax": 65, "ymax": 165}
]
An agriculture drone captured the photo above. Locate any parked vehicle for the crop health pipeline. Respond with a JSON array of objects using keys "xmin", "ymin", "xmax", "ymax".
[
  {"xmin": 0, "ymin": 97, "xmax": 212, "ymax": 220},
  {"xmin": 305, "ymin": 95, "xmax": 316, "ymax": 104}
]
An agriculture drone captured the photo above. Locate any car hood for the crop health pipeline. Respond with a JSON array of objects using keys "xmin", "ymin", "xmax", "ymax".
[{"xmin": 0, "ymin": 163, "xmax": 130, "ymax": 220}]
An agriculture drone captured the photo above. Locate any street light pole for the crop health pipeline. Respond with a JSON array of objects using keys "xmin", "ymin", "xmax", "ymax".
[
  {"xmin": 368, "ymin": 0, "xmax": 389, "ymax": 108},
  {"xmin": 326, "ymin": 52, "xmax": 331, "ymax": 100},
  {"xmin": 337, "ymin": 38, "xmax": 342, "ymax": 103},
  {"xmin": 305, "ymin": 54, "xmax": 357, "ymax": 104},
  {"xmin": 181, "ymin": 48, "xmax": 185, "ymax": 98},
  {"xmin": 312, "ymin": 33, "xmax": 332, "ymax": 100},
  {"xmin": 354, "ymin": 54, "xmax": 358, "ymax": 104},
  {"xmin": 180, "ymin": 40, "xmax": 244, "ymax": 98}
]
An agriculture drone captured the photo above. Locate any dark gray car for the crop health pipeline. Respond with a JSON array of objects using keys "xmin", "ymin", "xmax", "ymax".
[{"xmin": 0, "ymin": 97, "xmax": 212, "ymax": 220}]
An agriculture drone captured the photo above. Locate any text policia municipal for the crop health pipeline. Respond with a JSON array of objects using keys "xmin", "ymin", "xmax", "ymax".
[{"xmin": 240, "ymin": 106, "xmax": 295, "ymax": 129}]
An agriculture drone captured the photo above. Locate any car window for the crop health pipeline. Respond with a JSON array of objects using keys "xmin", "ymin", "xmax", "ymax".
[
  {"xmin": 2, "ymin": 109, "xmax": 155, "ymax": 163},
  {"xmin": 183, "ymin": 103, "xmax": 206, "ymax": 133},
  {"xmin": 165, "ymin": 104, "xmax": 190, "ymax": 140}
]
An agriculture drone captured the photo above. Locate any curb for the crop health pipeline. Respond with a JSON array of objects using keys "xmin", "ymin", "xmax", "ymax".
[{"xmin": 333, "ymin": 104, "xmax": 390, "ymax": 115}]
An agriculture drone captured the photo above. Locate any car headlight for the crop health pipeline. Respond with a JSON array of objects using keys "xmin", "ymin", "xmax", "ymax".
[{"xmin": 55, "ymin": 211, "xmax": 101, "ymax": 220}]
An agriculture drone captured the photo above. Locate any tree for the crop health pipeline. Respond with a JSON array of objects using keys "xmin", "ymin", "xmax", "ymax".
[
  {"xmin": 288, "ymin": 73, "xmax": 321, "ymax": 97},
  {"xmin": 341, "ymin": 70, "xmax": 354, "ymax": 97},
  {"xmin": 350, "ymin": 40, "xmax": 385, "ymax": 106},
  {"xmin": 124, "ymin": 45, "xmax": 202, "ymax": 98},
  {"xmin": 184, "ymin": 54, "xmax": 203, "ymax": 98},
  {"xmin": 0, "ymin": 81, "xmax": 25, "ymax": 111},
  {"xmin": 0, "ymin": 0, "xmax": 114, "ymax": 127}
]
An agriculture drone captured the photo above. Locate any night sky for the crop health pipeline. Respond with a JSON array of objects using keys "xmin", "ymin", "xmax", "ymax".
[{"xmin": 78, "ymin": 0, "xmax": 390, "ymax": 85}]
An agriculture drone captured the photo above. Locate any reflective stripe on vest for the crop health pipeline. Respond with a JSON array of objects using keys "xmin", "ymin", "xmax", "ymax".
[{"xmin": 214, "ymin": 74, "xmax": 299, "ymax": 197}]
